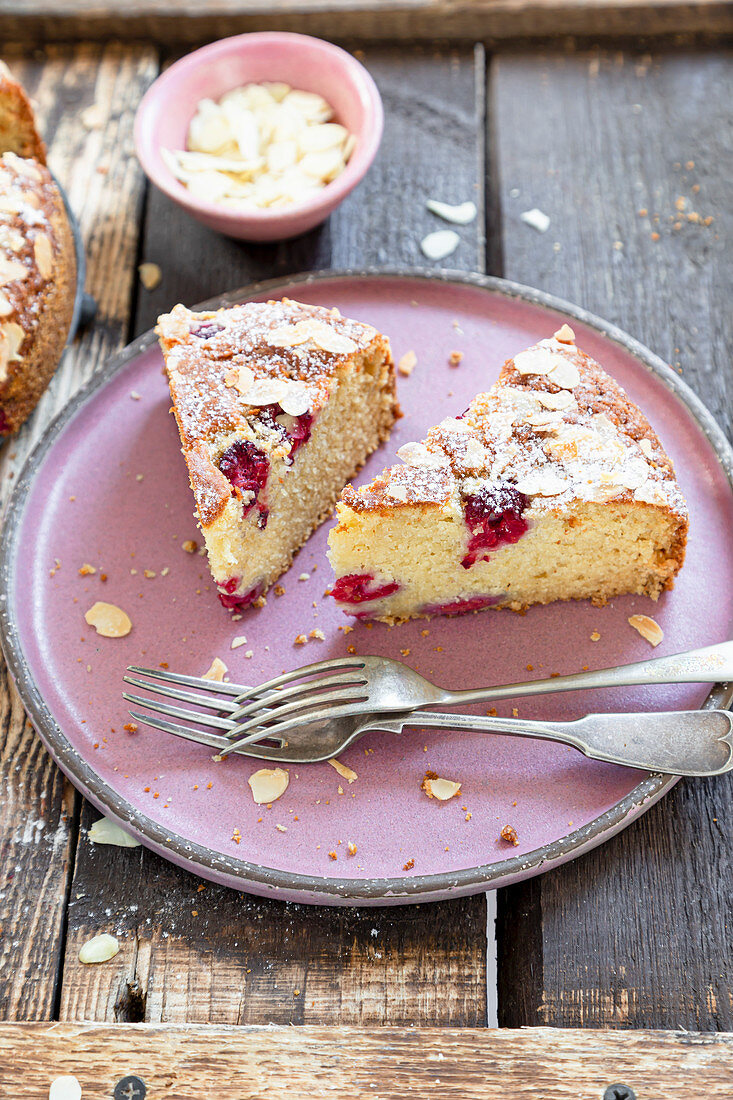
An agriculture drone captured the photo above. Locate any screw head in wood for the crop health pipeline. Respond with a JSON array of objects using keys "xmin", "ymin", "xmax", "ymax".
[
  {"xmin": 603, "ymin": 1086, "xmax": 637, "ymax": 1100},
  {"xmin": 113, "ymin": 1076, "xmax": 147, "ymax": 1100}
]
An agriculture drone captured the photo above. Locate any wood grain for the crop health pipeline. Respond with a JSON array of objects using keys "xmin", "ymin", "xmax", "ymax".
[
  {"xmin": 2, "ymin": 1023, "xmax": 733, "ymax": 1097},
  {"xmin": 59, "ymin": 45, "xmax": 490, "ymax": 1027},
  {"xmin": 0, "ymin": 44, "xmax": 158, "ymax": 1021},
  {"xmin": 491, "ymin": 47, "xmax": 733, "ymax": 1029},
  {"xmin": 2, "ymin": 0, "xmax": 733, "ymax": 45}
]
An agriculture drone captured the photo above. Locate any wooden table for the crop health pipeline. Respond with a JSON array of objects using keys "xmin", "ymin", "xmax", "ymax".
[{"xmin": 0, "ymin": 26, "xmax": 731, "ymax": 1096}]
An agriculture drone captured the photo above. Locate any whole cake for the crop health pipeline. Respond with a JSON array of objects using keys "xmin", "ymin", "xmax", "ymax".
[
  {"xmin": 327, "ymin": 325, "xmax": 688, "ymax": 623},
  {"xmin": 157, "ymin": 298, "xmax": 399, "ymax": 611}
]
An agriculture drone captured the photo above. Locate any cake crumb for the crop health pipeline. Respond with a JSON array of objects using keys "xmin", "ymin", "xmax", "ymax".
[
  {"xmin": 294, "ymin": 634, "xmax": 308, "ymax": 646},
  {"xmin": 398, "ymin": 350, "xmax": 417, "ymax": 376},
  {"xmin": 309, "ymin": 628, "xmax": 326, "ymax": 641},
  {"xmin": 182, "ymin": 540, "xmax": 198, "ymax": 553},
  {"xmin": 78, "ymin": 563, "xmax": 97, "ymax": 575},
  {"xmin": 274, "ymin": 584, "xmax": 286, "ymax": 596},
  {"xmin": 275, "ymin": 824, "xmax": 287, "ymax": 833},
  {"xmin": 244, "ymin": 650, "xmax": 254, "ymax": 659},
  {"xmin": 590, "ymin": 631, "xmax": 601, "ymax": 642},
  {"xmin": 628, "ymin": 614, "xmax": 663, "ymax": 647},
  {"xmin": 328, "ymin": 851, "xmax": 337, "ymax": 861},
  {"xmin": 448, "ymin": 350, "xmax": 463, "ymax": 367},
  {"xmin": 144, "ymin": 569, "xmax": 156, "ymax": 579},
  {"xmin": 347, "ymin": 841, "xmax": 357, "ymax": 856},
  {"xmin": 422, "ymin": 771, "xmax": 461, "ymax": 801},
  {"xmin": 403, "ymin": 858, "xmax": 415, "ymax": 871},
  {"xmin": 500, "ymin": 824, "xmax": 519, "ymax": 846}
]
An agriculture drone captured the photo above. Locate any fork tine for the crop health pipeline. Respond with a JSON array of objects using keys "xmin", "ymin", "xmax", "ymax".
[
  {"xmin": 228, "ymin": 670, "xmax": 368, "ymax": 723},
  {"xmin": 220, "ymin": 701, "xmax": 358, "ymax": 758},
  {"xmin": 225, "ymin": 656, "xmax": 366, "ymax": 699},
  {"xmin": 221, "ymin": 684, "xmax": 368, "ymax": 745},
  {"xmin": 126, "ymin": 665, "xmax": 254, "ymax": 699},
  {"xmin": 122, "ymin": 692, "xmax": 239, "ymax": 731},
  {"xmin": 127, "ymin": 710, "xmax": 234, "ymax": 753},
  {"xmin": 122, "ymin": 675, "xmax": 243, "ymax": 713}
]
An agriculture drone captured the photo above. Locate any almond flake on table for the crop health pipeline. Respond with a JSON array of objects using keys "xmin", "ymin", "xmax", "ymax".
[
  {"xmin": 249, "ymin": 767, "xmax": 289, "ymax": 804},
  {"xmin": 203, "ymin": 656, "xmax": 228, "ymax": 681},
  {"xmin": 138, "ymin": 261, "xmax": 162, "ymax": 290},
  {"xmin": 426, "ymin": 198, "xmax": 477, "ymax": 225},
  {"xmin": 78, "ymin": 933, "xmax": 120, "ymax": 964},
  {"xmin": 420, "ymin": 229, "xmax": 460, "ymax": 261},
  {"xmin": 49, "ymin": 1076, "xmax": 83, "ymax": 1100},
  {"xmin": 328, "ymin": 758, "xmax": 358, "ymax": 783},
  {"xmin": 88, "ymin": 816, "xmax": 141, "ymax": 848},
  {"xmin": 230, "ymin": 635, "xmax": 248, "ymax": 649},
  {"xmin": 628, "ymin": 614, "xmax": 664, "ymax": 646},
  {"xmin": 520, "ymin": 207, "xmax": 551, "ymax": 233},
  {"xmin": 84, "ymin": 601, "xmax": 132, "ymax": 638}
]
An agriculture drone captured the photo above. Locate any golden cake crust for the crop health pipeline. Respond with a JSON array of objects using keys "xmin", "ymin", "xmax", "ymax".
[
  {"xmin": 0, "ymin": 62, "xmax": 47, "ymax": 164},
  {"xmin": 157, "ymin": 298, "xmax": 399, "ymax": 527},
  {"xmin": 0, "ymin": 152, "xmax": 76, "ymax": 435}
]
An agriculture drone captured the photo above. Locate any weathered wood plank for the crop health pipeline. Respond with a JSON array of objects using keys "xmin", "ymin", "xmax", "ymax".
[
  {"xmin": 2, "ymin": 1024, "xmax": 733, "ymax": 1097},
  {"xmin": 2, "ymin": 0, "xmax": 732, "ymax": 45},
  {"xmin": 59, "ymin": 45, "xmax": 490, "ymax": 1027},
  {"xmin": 0, "ymin": 44, "xmax": 158, "ymax": 1021},
  {"xmin": 492, "ymin": 47, "xmax": 733, "ymax": 1029}
]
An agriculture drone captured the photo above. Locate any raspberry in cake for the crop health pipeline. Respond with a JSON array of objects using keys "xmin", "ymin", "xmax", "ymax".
[
  {"xmin": 327, "ymin": 326, "xmax": 688, "ymax": 623},
  {"xmin": 157, "ymin": 298, "xmax": 399, "ymax": 611}
]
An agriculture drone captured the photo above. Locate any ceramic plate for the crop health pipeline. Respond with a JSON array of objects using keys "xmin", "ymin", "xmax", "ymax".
[{"xmin": 2, "ymin": 270, "xmax": 732, "ymax": 906}]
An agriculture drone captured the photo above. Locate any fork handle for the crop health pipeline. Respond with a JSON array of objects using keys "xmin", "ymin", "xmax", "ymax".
[
  {"xmin": 438, "ymin": 640, "xmax": 733, "ymax": 708},
  {"xmin": 406, "ymin": 708, "xmax": 733, "ymax": 776}
]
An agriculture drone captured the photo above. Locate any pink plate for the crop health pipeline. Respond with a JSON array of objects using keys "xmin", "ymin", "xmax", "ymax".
[{"xmin": 2, "ymin": 270, "xmax": 732, "ymax": 906}]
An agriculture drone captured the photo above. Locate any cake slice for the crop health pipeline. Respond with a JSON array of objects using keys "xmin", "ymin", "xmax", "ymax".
[
  {"xmin": 327, "ymin": 325, "xmax": 688, "ymax": 623},
  {"xmin": 157, "ymin": 298, "xmax": 399, "ymax": 611}
]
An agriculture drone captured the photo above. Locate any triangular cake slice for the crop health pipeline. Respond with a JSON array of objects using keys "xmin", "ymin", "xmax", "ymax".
[
  {"xmin": 157, "ymin": 298, "xmax": 398, "ymax": 611},
  {"xmin": 327, "ymin": 325, "xmax": 688, "ymax": 623}
]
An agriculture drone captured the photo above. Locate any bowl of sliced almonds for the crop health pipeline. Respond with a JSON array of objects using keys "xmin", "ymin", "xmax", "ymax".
[{"xmin": 134, "ymin": 32, "xmax": 383, "ymax": 242}]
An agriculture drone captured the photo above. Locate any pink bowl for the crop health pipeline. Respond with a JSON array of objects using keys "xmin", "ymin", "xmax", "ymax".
[{"xmin": 134, "ymin": 33, "xmax": 383, "ymax": 242}]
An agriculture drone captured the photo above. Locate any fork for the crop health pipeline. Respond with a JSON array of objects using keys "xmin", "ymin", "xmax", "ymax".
[
  {"xmin": 209, "ymin": 639, "xmax": 733, "ymax": 757},
  {"xmin": 123, "ymin": 668, "xmax": 733, "ymax": 774}
]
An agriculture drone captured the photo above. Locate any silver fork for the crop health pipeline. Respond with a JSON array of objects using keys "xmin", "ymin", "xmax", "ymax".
[
  {"xmin": 123, "ymin": 670, "xmax": 733, "ymax": 775},
  {"xmin": 212, "ymin": 639, "xmax": 733, "ymax": 757}
]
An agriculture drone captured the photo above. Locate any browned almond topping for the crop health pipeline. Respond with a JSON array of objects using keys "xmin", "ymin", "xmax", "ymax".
[
  {"xmin": 34, "ymin": 234, "xmax": 54, "ymax": 280},
  {"xmin": 421, "ymin": 772, "xmax": 461, "ymax": 801},
  {"xmin": 628, "ymin": 614, "xmax": 663, "ymax": 647}
]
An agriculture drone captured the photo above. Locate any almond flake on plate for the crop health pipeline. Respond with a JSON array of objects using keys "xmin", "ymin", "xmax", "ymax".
[
  {"xmin": 628, "ymin": 614, "xmax": 663, "ymax": 647},
  {"xmin": 537, "ymin": 389, "xmax": 575, "ymax": 411},
  {"xmin": 328, "ymin": 758, "xmax": 358, "ymax": 783},
  {"xmin": 420, "ymin": 229, "xmax": 460, "ymax": 261},
  {"xmin": 426, "ymin": 199, "xmax": 477, "ymax": 225},
  {"xmin": 84, "ymin": 602, "xmax": 132, "ymax": 638},
  {"xmin": 545, "ymin": 358, "xmax": 580, "ymax": 390},
  {"xmin": 397, "ymin": 349, "xmax": 417, "ymax": 376},
  {"xmin": 230, "ymin": 635, "xmax": 248, "ymax": 649},
  {"xmin": 202, "ymin": 656, "xmax": 228, "ymax": 681},
  {"xmin": 78, "ymin": 933, "xmax": 120, "ymax": 964},
  {"xmin": 49, "ymin": 1077, "xmax": 83, "ymax": 1100},
  {"xmin": 88, "ymin": 816, "xmax": 141, "ymax": 848},
  {"xmin": 248, "ymin": 767, "xmax": 289, "ymax": 804},
  {"xmin": 422, "ymin": 775, "xmax": 462, "ymax": 801}
]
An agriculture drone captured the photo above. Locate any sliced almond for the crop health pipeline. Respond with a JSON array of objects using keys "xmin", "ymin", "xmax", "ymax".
[
  {"xmin": 628, "ymin": 614, "xmax": 663, "ymax": 647},
  {"xmin": 0, "ymin": 290, "xmax": 12, "ymax": 316},
  {"xmin": 328, "ymin": 757, "xmax": 358, "ymax": 783},
  {"xmin": 639, "ymin": 437, "xmax": 654, "ymax": 459},
  {"xmin": 49, "ymin": 1076, "xmax": 83, "ymax": 1100},
  {"xmin": 397, "ymin": 350, "xmax": 417, "ymax": 376},
  {"xmin": 88, "ymin": 816, "xmax": 142, "ymax": 848},
  {"xmin": 309, "ymin": 323, "xmax": 357, "ymax": 355},
  {"xmin": 515, "ymin": 470, "xmax": 570, "ymax": 497},
  {"xmin": 241, "ymin": 378, "xmax": 288, "ymax": 406},
  {"xmin": 33, "ymin": 233, "xmax": 54, "ymax": 280},
  {"xmin": 278, "ymin": 380, "xmax": 312, "ymax": 416},
  {"xmin": 138, "ymin": 261, "xmax": 162, "ymax": 290},
  {"xmin": 546, "ymin": 359, "xmax": 580, "ymax": 390},
  {"xmin": 0, "ymin": 321, "xmax": 24, "ymax": 379},
  {"xmin": 202, "ymin": 656, "xmax": 227, "ymax": 681},
  {"xmin": 0, "ymin": 257, "xmax": 28, "ymax": 286},
  {"xmin": 513, "ymin": 348, "xmax": 567, "ymax": 377},
  {"xmin": 422, "ymin": 775, "xmax": 462, "ymax": 801},
  {"xmin": 553, "ymin": 323, "xmax": 576, "ymax": 343},
  {"xmin": 84, "ymin": 601, "xmax": 132, "ymax": 638},
  {"xmin": 618, "ymin": 457, "xmax": 650, "ymax": 491},
  {"xmin": 78, "ymin": 932, "xmax": 120, "ymax": 964},
  {"xmin": 397, "ymin": 441, "xmax": 447, "ymax": 468},
  {"xmin": 537, "ymin": 389, "xmax": 574, "ymax": 411},
  {"xmin": 248, "ymin": 766, "xmax": 289, "ymax": 804}
]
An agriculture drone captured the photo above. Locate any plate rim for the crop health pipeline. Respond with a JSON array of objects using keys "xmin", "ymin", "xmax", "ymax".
[{"xmin": 2, "ymin": 266, "xmax": 732, "ymax": 904}]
